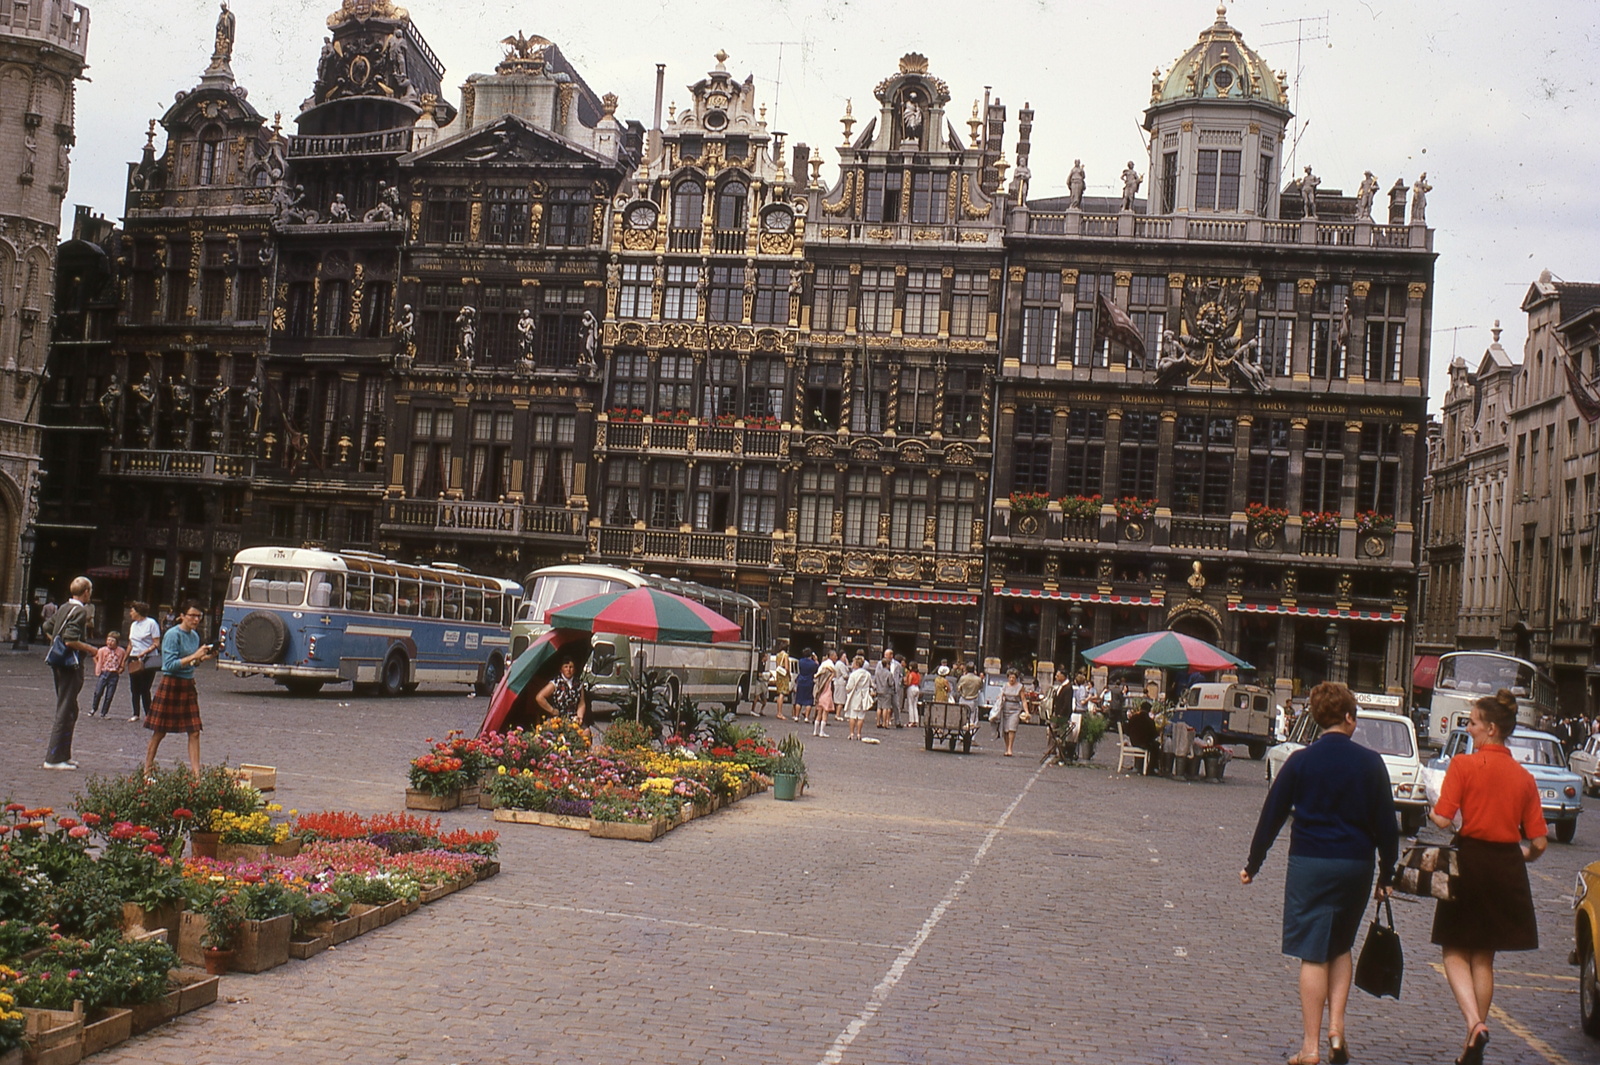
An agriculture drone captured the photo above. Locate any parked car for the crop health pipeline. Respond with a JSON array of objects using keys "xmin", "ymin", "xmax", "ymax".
[
  {"xmin": 1571, "ymin": 734, "xmax": 1600, "ymax": 798},
  {"xmin": 1421, "ymin": 728, "xmax": 1583, "ymax": 844},
  {"xmin": 1265, "ymin": 709, "xmax": 1429, "ymax": 834},
  {"xmin": 1572, "ymin": 858, "xmax": 1600, "ymax": 1037}
]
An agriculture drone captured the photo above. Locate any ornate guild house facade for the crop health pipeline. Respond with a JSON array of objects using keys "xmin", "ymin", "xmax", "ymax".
[
  {"xmin": 990, "ymin": 9, "xmax": 1433, "ymax": 700},
  {"xmin": 38, "ymin": 4, "xmax": 1439, "ymax": 693}
]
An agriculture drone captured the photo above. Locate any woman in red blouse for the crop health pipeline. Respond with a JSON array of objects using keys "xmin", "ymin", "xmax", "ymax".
[{"xmin": 1428, "ymin": 689, "xmax": 1548, "ymax": 1065}]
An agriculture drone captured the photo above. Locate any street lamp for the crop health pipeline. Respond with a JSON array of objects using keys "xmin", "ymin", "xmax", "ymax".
[
  {"xmin": 1066, "ymin": 603, "xmax": 1086, "ymax": 677},
  {"xmin": 13, "ymin": 526, "xmax": 36, "ymax": 650}
]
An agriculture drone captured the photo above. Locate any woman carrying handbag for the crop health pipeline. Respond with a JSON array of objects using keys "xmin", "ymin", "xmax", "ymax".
[
  {"xmin": 1427, "ymin": 689, "xmax": 1547, "ymax": 1065},
  {"xmin": 123, "ymin": 601, "xmax": 161, "ymax": 723}
]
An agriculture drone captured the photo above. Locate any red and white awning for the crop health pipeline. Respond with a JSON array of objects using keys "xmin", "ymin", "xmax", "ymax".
[
  {"xmin": 1229, "ymin": 602, "xmax": 1406, "ymax": 622},
  {"xmin": 993, "ymin": 587, "xmax": 1159, "ymax": 606},
  {"xmin": 833, "ymin": 585, "xmax": 980, "ymax": 605}
]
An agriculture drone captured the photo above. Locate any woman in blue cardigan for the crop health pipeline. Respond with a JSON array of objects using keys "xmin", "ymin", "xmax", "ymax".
[{"xmin": 1241, "ymin": 682, "xmax": 1400, "ymax": 1065}]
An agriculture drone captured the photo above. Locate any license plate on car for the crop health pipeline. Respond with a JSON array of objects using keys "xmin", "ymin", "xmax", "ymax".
[{"xmin": 1541, "ymin": 789, "xmax": 1556, "ymax": 799}]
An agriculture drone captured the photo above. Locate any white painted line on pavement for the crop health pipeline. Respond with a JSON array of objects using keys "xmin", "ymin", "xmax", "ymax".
[{"xmin": 814, "ymin": 762, "xmax": 1045, "ymax": 1065}]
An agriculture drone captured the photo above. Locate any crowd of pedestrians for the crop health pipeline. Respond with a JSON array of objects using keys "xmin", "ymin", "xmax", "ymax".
[{"xmin": 37, "ymin": 579, "xmax": 212, "ymax": 776}]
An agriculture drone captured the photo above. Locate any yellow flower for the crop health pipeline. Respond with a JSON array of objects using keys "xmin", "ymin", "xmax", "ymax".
[
  {"xmin": 266, "ymin": 803, "xmax": 282, "ymax": 813},
  {"xmin": 497, "ymin": 765, "xmax": 508, "ymax": 776},
  {"xmin": 209, "ymin": 874, "xmax": 225, "ymax": 883},
  {"xmin": 289, "ymin": 809, "xmax": 298, "ymax": 816}
]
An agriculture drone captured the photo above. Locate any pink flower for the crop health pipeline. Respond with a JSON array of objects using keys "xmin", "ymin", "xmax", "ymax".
[
  {"xmin": 172, "ymin": 808, "xmax": 194, "ymax": 820},
  {"xmin": 140, "ymin": 829, "xmax": 161, "ymax": 843},
  {"xmin": 56, "ymin": 817, "xmax": 79, "ymax": 829},
  {"xmin": 81, "ymin": 813, "xmax": 101, "ymax": 827},
  {"xmin": 67, "ymin": 826, "xmax": 90, "ymax": 839},
  {"xmin": 143, "ymin": 844, "xmax": 165, "ymax": 856}
]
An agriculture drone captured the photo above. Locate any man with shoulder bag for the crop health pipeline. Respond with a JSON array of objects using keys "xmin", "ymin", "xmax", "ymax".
[{"xmin": 42, "ymin": 577, "xmax": 96, "ymax": 770}]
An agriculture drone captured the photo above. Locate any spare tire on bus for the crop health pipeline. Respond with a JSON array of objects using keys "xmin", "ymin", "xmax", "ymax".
[{"xmin": 234, "ymin": 610, "xmax": 289, "ymax": 664}]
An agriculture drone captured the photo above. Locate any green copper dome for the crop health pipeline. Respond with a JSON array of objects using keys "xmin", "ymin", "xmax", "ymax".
[{"xmin": 1149, "ymin": 4, "xmax": 1290, "ymax": 112}]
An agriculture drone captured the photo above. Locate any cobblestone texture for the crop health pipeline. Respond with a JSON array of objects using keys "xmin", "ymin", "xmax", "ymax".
[{"xmin": 2, "ymin": 652, "xmax": 1594, "ymax": 1064}]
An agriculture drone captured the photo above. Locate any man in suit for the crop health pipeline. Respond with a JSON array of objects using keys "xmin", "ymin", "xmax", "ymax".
[
  {"xmin": 872, "ymin": 648, "xmax": 902, "ymax": 729},
  {"xmin": 42, "ymin": 577, "xmax": 97, "ymax": 770}
]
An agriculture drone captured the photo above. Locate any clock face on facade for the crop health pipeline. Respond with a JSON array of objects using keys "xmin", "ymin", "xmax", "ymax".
[
  {"xmin": 762, "ymin": 207, "xmax": 793, "ymax": 233},
  {"xmin": 626, "ymin": 203, "xmax": 657, "ymax": 229}
]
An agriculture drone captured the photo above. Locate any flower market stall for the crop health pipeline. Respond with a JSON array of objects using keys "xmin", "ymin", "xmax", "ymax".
[{"xmin": 1, "ymin": 770, "xmax": 501, "ymax": 1064}]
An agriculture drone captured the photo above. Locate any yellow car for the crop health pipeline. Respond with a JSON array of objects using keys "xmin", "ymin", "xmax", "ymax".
[{"xmin": 1576, "ymin": 859, "xmax": 1600, "ymax": 1036}]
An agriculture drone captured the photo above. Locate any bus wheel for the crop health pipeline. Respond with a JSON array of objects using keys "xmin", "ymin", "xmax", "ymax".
[
  {"xmin": 379, "ymin": 650, "xmax": 409, "ymax": 698},
  {"xmin": 474, "ymin": 654, "xmax": 504, "ymax": 697},
  {"xmin": 284, "ymin": 679, "xmax": 324, "ymax": 697}
]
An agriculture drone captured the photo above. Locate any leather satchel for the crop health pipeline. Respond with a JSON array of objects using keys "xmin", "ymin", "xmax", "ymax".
[
  {"xmin": 43, "ymin": 604, "xmax": 83, "ymax": 669},
  {"xmin": 1392, "ymin": 842, "xmax": 1459, "ymax": 902},
  {"xmin": 1353, "ymin": 897, "xmax": 1404, "ymax": 999}
]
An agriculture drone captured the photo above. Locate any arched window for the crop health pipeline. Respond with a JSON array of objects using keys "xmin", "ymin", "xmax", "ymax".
[
  {"xmin": 672, "ymin": 182, "xmax": 703, "ymax": 229},
  {"xmin": 716, "ymin": 183, "xmax": 746, "ymax": 231}
]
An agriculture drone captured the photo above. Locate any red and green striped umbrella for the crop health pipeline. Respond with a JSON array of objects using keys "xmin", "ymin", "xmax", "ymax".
[
  {"xmin": 548, "ymin": 586, "xmax": 742, "ymax": 645},
  {"xmin": 1079, "ymin": 631, "xmax": 1250, "ymax": 671}
]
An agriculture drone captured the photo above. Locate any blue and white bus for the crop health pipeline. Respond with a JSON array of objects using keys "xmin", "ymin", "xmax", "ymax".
[
  {"xmin": 1427, "ymin": 650, "xmax": 1558, "ymax": 748},
  {"xmin": 218, "ymin": 547, "xmax": 522, "ymax": 697}
]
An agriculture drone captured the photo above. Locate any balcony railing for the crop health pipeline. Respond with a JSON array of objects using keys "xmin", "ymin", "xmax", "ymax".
[
  {"xmin": 1024, "ymin": 211, "xmax": 1430, "ymax": 250},
  {"xmin": 668, "ymin": 227, "xmax": 702, "ymax": 251},
  {"xmin": 382, "ymin": 499, "xmax": 586, "ymax": 539},
  {"xmin": 287, "ymin": 128, "xmax": 414, "ymax": 159},
  {"xmin": 1169, "ymin": 516, "xmax": 1229, "ymax": 551},
  {"xmin": 1063, "ymin": 516, "xmax": 1098, "ymax": 543},
  {"xmin": 592, "ymin": 525, "xmax": 774, "ymax": 566},
  {"xmin": 0, "ymin": 1, "xmax": 88, "ymax": 57},
  {"xmin": 599, "ymin": 420, "xmax": 787, "ymax": 458},
  {"xmin": 1301, "ymin": 528, "xmax": 1340, "ymax": 557},
  {"xmin": 107, "ymin": 449, "xmax": 253, "ymax": 482},
  {"xmin": 712, "ymin": 229, "xmax": 747, "ymax": 253}
]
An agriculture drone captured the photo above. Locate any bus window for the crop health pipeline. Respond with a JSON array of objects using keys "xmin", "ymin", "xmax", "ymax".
[
  {"xmin": 371, "ymin": 577, "xmax": 396, "ymax": 614},
  {"xmin": 308, "ymin": 572, "xmax": 344, "ymax": 608},
  {"xmin": 227, "ymin": 565, "xmax": 245, "ymax": 602},
  {"xmin": 247, "ymin": 567, "xmax": 308, "ymax": 605},
  {"xmin": 463, "ymin": 588, "xmax": 482, "ymax": 622},
  {"xmin": 398, "ymin": 580, "xmax": 421, "ymax": 617},
  {"xmin": 443, "ymin": 584, "xmax": 463, "ymax": 620},
  {"xmin": 481, "ymin": 593, "xmax": 500, "ymax": 625},
  {"xmin": 420, "ymin": 582, "xmax": 442, "ymax": 619},
  {"xmin": 345, "ymin": 575, "xmax": 372, "ymax": 612}
]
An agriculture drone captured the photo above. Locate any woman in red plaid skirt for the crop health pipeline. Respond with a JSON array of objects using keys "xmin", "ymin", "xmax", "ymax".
[{"xmin": 144, "ymin": 600, "xmax": 216, "ymax": 775}]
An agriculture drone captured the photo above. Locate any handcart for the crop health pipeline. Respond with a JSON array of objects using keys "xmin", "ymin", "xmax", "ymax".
[{"xmin": 923, "ymin": 700, "xmax": 980, "ymax": 754}]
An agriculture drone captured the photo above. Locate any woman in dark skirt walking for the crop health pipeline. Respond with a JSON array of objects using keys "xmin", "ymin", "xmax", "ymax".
[
  {"xmin": 143, "ymin": 600, "xmax": 216, "ymax": 776},
  {"xmin": 1242, "ymin": 683, "xmax": 1399, "ymax": 1065},
  {"xmin": 1428, "ymin": 689, "xmax": 1548, "ymax": 1065}
]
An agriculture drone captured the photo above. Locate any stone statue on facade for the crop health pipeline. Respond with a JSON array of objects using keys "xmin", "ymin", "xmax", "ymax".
[
  {"xmin": 1298, "ymin": 166, "xmax": 1320, "ymax": 218},
  {"xmin": 209, "ymin": 1, "xmax": 235, "ymax": 71},
  {"xmin": 168, "ymin": 375, "xmax": 193, "ymax": 439},
  {"xmin": 362, "ymin": 180, "xmax": 399, "ymax": 223},
  {"xmin": 1355, "ymin": 170, "xmax": 1379, "ymax": 219},
  {"xmin": 1119, "ymin": 162, "xmax": 1141, "ymax": 211},
  {"xmin": 1155, "ymin": 281, "xmax": 1270, "ymax": 393},
  {"xmin": 206, "ymin": 380, "xmax": 228, "ymax": 449},
  {"xmin": 383, "ymin": 27, "xmax": 414, "ymax": 102},
  {"xmin": 516, "ymin": 307, "xmax": 537, "ymax": 371},
  {"xmin": 327, "ymin": 194, "xmax": 352, "ymax": 223},
  {"xmin": 1187, "ymin": 561, "xmax": 1206, "ymax": 597},
  {"xmin": 900, "ymin": 94, "xmax": 924, "ymax": 143},
  {"xmin": 579, "ymin": 310, "xmax": 599, "ymax": 373},
  {"xmin": 1410, "ymin": 172, "xmax": 1431, "ymax": 224},
  {"xmin": 314, "ymin": 38, "xmax": 339, "ymax": 101},
  {"xmin": 454, "ymin": 305, "xmax": 476, "ymax": 370},
  {"xmin": 393, "ymin": 304, "xmax": 415, "ymax": 373},
  {"xmin": 1067, "ymin": 160, "xmax": 1086, "ymax": 209},
  {"xmin": 99, "ymin": 375, "xmax": 123, "ymax": 442},
  {"xmin": 242, "ymin": 379, "xmax": 261, "ymax": 438},
  {"xmin": 131, "ymin": 372, "xmax": 157, "ymax": 447},
  {"xmin": 272, "ymin": 183, "xmax": 316, "ymax": 224}
]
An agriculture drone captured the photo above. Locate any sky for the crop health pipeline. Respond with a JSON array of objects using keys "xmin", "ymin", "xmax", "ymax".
[{"xmin": 66, "ymin": 0, "xmax": 1600, "ymax": 413}]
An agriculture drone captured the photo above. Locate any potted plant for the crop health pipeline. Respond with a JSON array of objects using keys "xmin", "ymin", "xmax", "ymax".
[
  {"xmin": 1301, "ymin": 509, "xmax": 1341, "ymax": 533},
  {"xmin": 406, "ymin": 752, "xmax": 467, "ymax": 810},
  {"xmin": 1059, "ymin": 493, "xmax": 1103, "ymax": 520},
  {"xmin": 1355, "ymin": 510, "xmax": 1395, "ymax": 535},
  {"xmin": 1007, "ymin": 490, "xmax": 1048, "ymax": 514},
  {"xmin": 197, "ymin": 890, "xmax": 243, "ymax": 976},
  {"xmin": 1245, "ymin": 503, "xmax": 1289, "ymax": 547},
  {"xmin": 772, "ymin": 734, "xmax": 806, "ymax": 802}
]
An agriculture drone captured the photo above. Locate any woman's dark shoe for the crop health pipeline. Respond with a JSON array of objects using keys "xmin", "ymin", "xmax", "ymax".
[
  {"xmin": 1328, "ymin": 1035, "xmax": 1349, "ymax": 1065},
  {"xmin": 1456, "ymin": 1024, "xmax": 1489, "ymax": 1065}
]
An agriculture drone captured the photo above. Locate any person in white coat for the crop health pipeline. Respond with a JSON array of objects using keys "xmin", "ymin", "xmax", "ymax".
[{"xmin": 843, "ymin": 655, "xmax": 874, "ymax": 741}]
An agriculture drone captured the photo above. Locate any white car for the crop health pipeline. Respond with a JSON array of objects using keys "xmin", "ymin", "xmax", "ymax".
[
  {"xmin": 1266, "ymin": 709, "xmax": 1429, "ymax": 835},
  {"xmin": 1572, "ymin": 734, "xmax": 1600, "ymax": 798}
]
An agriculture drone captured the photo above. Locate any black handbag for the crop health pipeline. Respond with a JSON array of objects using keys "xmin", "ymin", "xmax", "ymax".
[{"xmin": 1353, "ymin": 897, "xmax": 1404, "ymax": 1000}]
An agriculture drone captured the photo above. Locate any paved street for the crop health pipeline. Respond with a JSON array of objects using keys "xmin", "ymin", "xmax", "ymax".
[{"xmin": 3, "ymin": 651, "xmax": 1595, "ymax": 1065}]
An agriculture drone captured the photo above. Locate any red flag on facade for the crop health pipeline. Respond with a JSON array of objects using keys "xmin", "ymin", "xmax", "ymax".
[
  {"xmin": 1095, "ymin": 291, "xmax": 1146, "ymax": 360},
  {"xmin": 1564, "ymin": 358, "xmax": 1600, "ymax": 423}
]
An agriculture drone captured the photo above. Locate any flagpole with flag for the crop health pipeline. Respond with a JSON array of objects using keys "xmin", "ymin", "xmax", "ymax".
[
  {"xmin": 1563, "ymin": 357, "xmax": 1600, "ymax": 423},
  {"xmin": 1095, "ymin": 291, "xmax": 1147, "ymax": 365}
]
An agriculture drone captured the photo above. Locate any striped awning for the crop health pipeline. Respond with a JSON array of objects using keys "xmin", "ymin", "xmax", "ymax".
[
  {"xmin": 834, "ymin": 585, "xmax": 980, "ymax": 605},
  {"xmin": 994, "ymin": 587, "xmax": 1159, "ymax": 606},
  {"xmin": 1229, "ymin": 601, "xmax": 1406, "ymax": 622}
]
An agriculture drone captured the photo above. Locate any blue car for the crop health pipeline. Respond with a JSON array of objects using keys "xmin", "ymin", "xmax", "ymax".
[{"xmin": 1422, "ymin": 727, "xmax": 1583, "ymax": 844}]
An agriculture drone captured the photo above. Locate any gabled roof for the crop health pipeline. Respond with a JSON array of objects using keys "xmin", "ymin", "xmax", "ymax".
[
  {"xmin": 1521, "ymin": 272, "xmax": 1600, "ymax": 318},
  {"xmin": 401, "ymin": 113, "xmax": 618, "ymax": 168}
]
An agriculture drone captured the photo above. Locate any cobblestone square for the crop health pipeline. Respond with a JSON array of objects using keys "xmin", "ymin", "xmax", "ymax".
[{"xmin": 3, "ymin": 655, "xmax": 1594, "ymax": 1064}]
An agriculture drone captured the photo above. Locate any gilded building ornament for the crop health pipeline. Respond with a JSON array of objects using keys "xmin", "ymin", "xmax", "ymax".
[
  {"xmin": 1167, "ymin": 272, "xmax": 1186, "ymax": 289},
  {"xmin": 1351, "ymin": 280, "xmax": 1371, "ymax": 298},
  {"xmin": 1408, "ymin": 282, "xmax": 1427, "ymax": 299},
  {"xmin": 959, "ymin": 175, "xmax": 990, "ymax": 219},
  {"xmin": 819, "ymin": 226, "xmax": 848, "ymax": 238},
  {"xmin": 1242, "ymin": 276, "xmax": 1261, "ymax": 293},
  {"xmin": 468, "ymin": 201, "xmax": 482, "ymax": 242},
  {"xmin": 1297, "ymin": 278, "xmax": 1317, "ymax": 295},
  {"xmin": 1008, "ymin": 266, "xmax": 1026, "ymax": 283},
  {"xmin": 958, "ymin": 232, "xmax": 988, "ymax": 242},
  {"xmin": 1114, "ymin": 271, "xmax": 1133, "ymax": 287}
]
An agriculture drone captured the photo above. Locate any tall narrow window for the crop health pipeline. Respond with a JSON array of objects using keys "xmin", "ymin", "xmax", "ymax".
[
  {"xmin": 746, "ymin": 358, "xmax": 785, "ymax": 421},
  {"xmin": 950, "ymin": 271, "xmax": 988, "ymax": 337},
  {"xmin": 609, "ymin": 353, "xmax": 648, "ymax": 412},
  {"xmin": 1063, "ymin": 409, "xmax": 1105, "ymax": 499},
  {"xmin": 603, "ymin": 458, "xmax": 642, "ymax": 523},
  {"xmin": 1011, "ymin": 404, "xmax": 1053, "ymax": 495},
  {"xmin": 714, "ymin": 182, "xmax": 747, "ymax": 252},
  {"xmin": 538, "ymin": 286, "xmax": 587, "ymax": 366},
  {"xmin": 909, "ymin": 171, "xmax": 949, "ymax": 224},
  {"xmin": 618, "ymin": 262, "xmax": 654, "ymax": 319},
  {"xmin": 671, "ymin": 183, "xmax": 703, "ymax": 250},
  {"xmin": 197, "ymin": 138, "xmax": 222, "ymax": 185},
  {"xmin": 850, "ymin": 358, "xmax": 887, "ymax": 433},
  {"xmin": 1256, "ymin": 281, "xmax": 1296, "ymax": 376},
  {"xmin": 1020, "ymin": 270, "xmax": 1060, "ymax": 365},
  {"xmin": 707, "ymin": 265, "xmax": 741, "ymax": 323},
  {"xmin": 1195, "ymin": 150, "xmax": 1219, "ymax": 211},
  {"xmin": 199, "ymin": 242, "xmax": 229, "ymax": 321},
  {"xmin": 1072, "ymin": 273, "xmax": 1114, "ymax": 368},
  {"xmin": 1310, "ymin": 282, "xmax": 1350, "ymax": 380},
  {"xmin": 798, "ymin": 468, "xmax": 838, "ymax": 544},
  {"xmin": 1362, "ymin": 284, "xmax": 1406, "ymax": 382},
  {"xmin": 649, "ymin": 461, "xmax": 688, "ymax": 527},
  {"xmin": 903, "ymin": 269, "xmax": 940, "ymax": 335},
  {"xmin": 1161, "ymin": 150, "xmax": 1178, "ymax": 213},
  {"xmin": 486, "ymin": 186, "xmax": 531, "ymax": 244},
  {"xmin": 738, "ymin": 466, "xmax": 779, "ymax": 533},
  {"xmin": 858, "ymin": 268, "xmax": 895, "ymax": 335},
  {"xmin": 888, "ymin": 473, "xmax": 930, "ymax": 550},
  {"xmin": 895, "ymin": 365, "xmax": 936, "ymax": 434},
  {"xmin": 942, "ymin": 368, "xmax": 984, "ymax": 439},
  {"xmin": 1172, "ymin": 414, "xmax": 1234, "ymax": 516},
  {"xmin": 1357, "ymin": 422, "xmax": 1401, "ymax": 516},
  {"xmin": 1248, "ymin": 417, "xmax": 1290, "ymax": 508},
  {"xmin": 1126, "ymin": 275, "xmax": 1167, "ymax": 370},
  {"xmin": 661, "ymin": 265, "xmax": 698, "ymax": 320},
  {"xmin": 1216, "ymin": 150, "xmax": 1241, "ymax": 210},
  {"xmin": 936, "ymin": 476, "xmax": 977, "ymax": 552},
  {"xmin": 804, "ymin": 364, "xmax": 842, "ymax": 430},
  {"xmin": 842, "ymin": 472, "xmax": 882, "ymax": 546},
  {"xmin": 1302, "ymin": 420, "xmax": 1344, "ymax": 514},
  {"xmin": 811, "ymin": 267, "xmax": 850, "ymax": 332},
  {"xmin": 655, "ymin": 354, "xmax": 694, "ymax": 415},
  {"xmin": 752, "ymin": 266, "xmax": 786, "ymax": 324},
  {"xmin": 546, "ymin": 188, "xmax": 592, "ymax": 247},
  {"xmin": 703, "ymin": 355, "xmax": 739, "ymax": 419},
  {"xmin": 1119, "ymin": 411, "xmax": 1161, "ymax": 499},
  {"xmin": 1257, "ymin": 155, "xmax": 1274, "ymax": 214}
]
